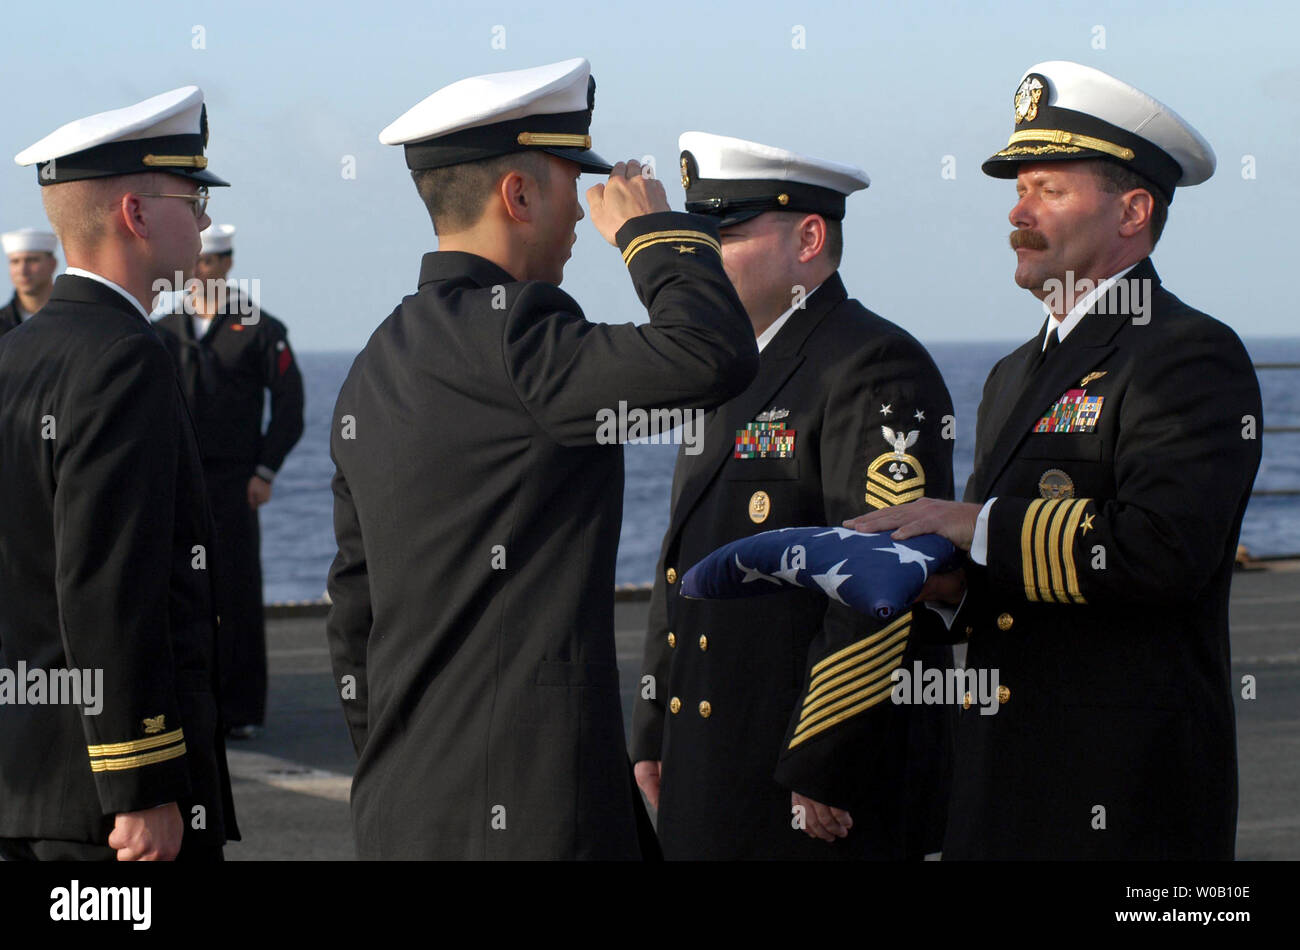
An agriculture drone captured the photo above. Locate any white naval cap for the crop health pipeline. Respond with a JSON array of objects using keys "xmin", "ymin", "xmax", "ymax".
[
  {"xmin": 14, "ymin": 85, "xmax": 228, "ymax": 187},
  {"xmin": 200, "ymin": 223, "xmax": 236, "ymax": 255},
  {"xmin": 678, "ymin": 131, "xmax": 869, "ymax": 228},
  {"xmin": 379, "ymin": 57, "xmax": 611, "ymax": 173},
  {"xmin": 2, "ymin": 228, "xmax": 58, "ymax": 256},
  {"xmin": 982, "ymin": 61, "xmax": 1214, "ymax": 202}
]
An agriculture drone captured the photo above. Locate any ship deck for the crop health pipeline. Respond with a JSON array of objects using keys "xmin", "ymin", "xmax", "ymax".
[{"xmin": 226, "ymin": 562, "xmax": 1300, "ymax": 860}]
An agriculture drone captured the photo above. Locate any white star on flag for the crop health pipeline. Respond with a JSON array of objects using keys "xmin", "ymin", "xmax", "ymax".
[
  {"xmin": 880, "ymin": 403, "xmax": 892, "ymax": 416},
  {"xmin": 813, "ymin": 527, "xmax": 869, "ymax": 541},
  {"xmin": 811, "ymin": 559, "xmax": 852, "ymax": 604},
  {"xmin": 774, "ymin": 547, "xmax": 802, "ymax": 584},
  {"xmin": 873, "ymin": 542, "xmax": 936, "ymax": 580},
  {"xmin": 914, "ymin": 409, "xmax": 925, "ymax": 422},
  {"xmin": 735, "ymin": 553, "xmax": 781, "ymax": 586}
]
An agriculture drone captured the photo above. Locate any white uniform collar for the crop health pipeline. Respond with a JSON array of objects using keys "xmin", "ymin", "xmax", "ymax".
[
  {"xmin": 1041, "ymin": 262, "xmax": 1139, "ymax": 349},
  {"xmin": 64, "ymin": 267, "xmax": 151, "ymax": 321},
  {"xmin": 756, "ymin": 282, "xmax": 823, "ymax": 353}
]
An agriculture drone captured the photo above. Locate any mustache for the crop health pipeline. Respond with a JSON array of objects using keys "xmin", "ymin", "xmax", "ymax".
[{"xmin": 1010, "ymin": 229, "xmax": 1049, "ymax": 251}]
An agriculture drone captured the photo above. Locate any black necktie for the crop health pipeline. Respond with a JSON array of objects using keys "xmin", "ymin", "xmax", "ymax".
[{"xmin": 1032, "ymin": 325, "xmax": 1060, "ymax": 372}]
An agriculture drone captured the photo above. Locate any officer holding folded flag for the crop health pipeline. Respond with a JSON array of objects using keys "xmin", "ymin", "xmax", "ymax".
[
  {"xmin": 630, "ymin": 132, "xmax": 956, "ymax": 859},
  {"xmin": 847, "ymin": 61, "xmax": 1262, "ymax": 859}
]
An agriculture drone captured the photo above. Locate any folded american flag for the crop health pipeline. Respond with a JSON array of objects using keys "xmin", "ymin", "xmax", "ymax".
[{"xmin": 680, "ymin": 527, "xmax": 962, "ymax": 620}]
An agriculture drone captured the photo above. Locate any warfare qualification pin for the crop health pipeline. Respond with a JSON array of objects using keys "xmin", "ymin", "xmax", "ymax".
[{"xmin": 1038, "ymin": 468, "xmax": 1075, "ymax": 499}]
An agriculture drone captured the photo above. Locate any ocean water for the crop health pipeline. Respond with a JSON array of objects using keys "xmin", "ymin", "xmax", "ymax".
[{"xmin": 261, "ymin": 338, "xmax": 1300, "ymax": 602}]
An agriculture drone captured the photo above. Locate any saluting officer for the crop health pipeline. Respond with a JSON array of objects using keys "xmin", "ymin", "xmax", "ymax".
[
  {"xmin": 848, "ymin": 61, "xmax": 1262, "ymax": 859},
  {"xmin": 2, "ymin": 228, "xmax": 59, "ymax": 336},
  {"xmin": 325, "ymin": 59, "xmax": 758, "ymax": 860},
  {"xmin": 154, "ymin": 223, "xmax": 305, "ymax": 739},
  {"xmin": 629, "ymin": 133, "xmax": 956, "ymax": 859},
  {"xmin": 0, "ymin": 86, "xmax": 238, "ymax": 861}
]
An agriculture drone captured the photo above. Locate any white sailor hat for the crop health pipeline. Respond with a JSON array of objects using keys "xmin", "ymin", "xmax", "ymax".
[
  {"xmin": 678, "ymin": 132, "xmax": 869, "ymax": 228},
  {"xmin": 380, "ymin": 58, "xmax": 611, "ymax": 174},
  {"xmin": 982, "ymin": 61, "xmax": 1214, "ymax": 202},
  {"xmin": 200, "ymin": 223, "xmax": 236, "ymax": 255},
  {"xmin": 2, "ymin": 228, "xmax": 58, "ymax": 256},
  {"xmin": 14, "ymin": 85, "xmax": 227, "ymax": 188}
]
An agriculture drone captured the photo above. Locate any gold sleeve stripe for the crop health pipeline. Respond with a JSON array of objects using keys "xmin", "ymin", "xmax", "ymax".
[
  {"xmin": 802, "ymin": 635, "xmax": 909, "ymax": 706},
  {"xmin": 809, "ymin": 613, "xmax": 909, "ymax": 679},
  {"xmin": 622, "ymin": 230, "xmax": 722, "ymax": 265},
  {"xmin": 1044, "ymin": 499, "xmax": 1074, "ymax": 604},
  {"xmin": 806, "ymin": 626, "xmax": 910, "ymax": 700},
  {"xmin": 1020, "ymin": 498, "xmax": 1094, "ymax": 603},
  {"xmin": 89, "ymin": 742, "xmax": 186, "ymax": 773},
  {"xmin": 1021, "ymin": 499, "xmax": 1047, "ymax": 601},
  {"xmin": 798, "ymin": 641, "xmax": 908, "ymax": 717},
  {"xmin": 788, "ymin": 681, "xmax": 896, "ymax": 749},
  {"xmin": 1060, "ymin": 499, "xmax": 1089, "ymax": 604},
  {"xmin": 794, "ymin": 669, "xmax": 899, "ymax": 737},
  {"xmin": 1032, "ymin": 499, "xmax": 1058, "ymax": 603},
  {"xmin": 86, "ymin": 728, "xmax": 184, "ymax": 758},
  {"xmin": 809, "ymin": 625, "xmax": 909, "ymax": 693}
]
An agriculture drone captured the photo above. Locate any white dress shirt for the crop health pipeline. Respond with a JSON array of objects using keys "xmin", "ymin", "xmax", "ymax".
[
  {"xmin": 928, "ymin": 264, "xmax": 1140, "ymax": 629},
  {"xmin": 64, "ymin": 267, "xmax": 151, "ymax": 321},
  {"xmin": 755, "ymin": 283, "xmax": 822, "ymax": 353},
  {"xmin": 970, "ymin": 262, "xmax": 1139, "ymax": 564}
]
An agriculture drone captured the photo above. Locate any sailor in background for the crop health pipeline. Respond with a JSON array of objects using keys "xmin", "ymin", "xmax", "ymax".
[
  {"xmin": 1, "ymin": 228, "xmax": 58, "ymax": 335},
  {"xmin": 154, "ymin": 223, "xmax": 305, "ymax": 740},
  {"xmin": 847, "ymin": 61, "xmax": 1262, "ymax": 859},
  {"xmin": 0, "ymin": 86, "xmax": 237, "ymax": 861},
  {"xmin": 630, "ymin": 132, "xmax": 955, "ymax": 859},
  {"xmin": 326, "ymin": 58, "xmax": 757, "ymax": 859}
]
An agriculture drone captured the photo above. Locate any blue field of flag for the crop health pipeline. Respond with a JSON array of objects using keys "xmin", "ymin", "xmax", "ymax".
[{"xmin": 680, "ymin": 527, "xmax": 962, "ymax": 620}]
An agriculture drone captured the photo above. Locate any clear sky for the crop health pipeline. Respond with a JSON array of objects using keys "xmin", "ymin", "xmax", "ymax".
[{"xmin": 3, "ymin": 0, "xmax": 1296, "ymax": 349}]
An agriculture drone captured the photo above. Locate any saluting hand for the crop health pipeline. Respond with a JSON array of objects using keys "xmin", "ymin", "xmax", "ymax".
[
  {"xmin": 109, "ymin": 802, "xmax": 183, "ymax": 861},
  {"xmin": 586, "ymin": 159, "xmax": 671, "ymax": 246}
]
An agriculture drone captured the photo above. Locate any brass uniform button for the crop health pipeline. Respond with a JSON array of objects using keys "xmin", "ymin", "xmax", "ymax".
[
  {"xmin": 667, "ymin": 632, "xmax": 675, "ymax": 648},
  {"xmin": 997, "ymin": 612, "xmax": 1014, "ymax": 631},
  {"xmin": 964, "ymin": 625, "xmax": 974, "ymax": 636},
  {"xmin": 669, "ymin": 697, "xmax": 681, "ymax": 715},
  {"xmin": 698, "ymin": 635, "xmax": 708, "ymax": 651},
  {"xmin": 665, "ymin": 567, "xmax": 678, "ymax": 585},
  {"xmin": 998, "ymin": 685, "xmax": 1010, "ymax": 704},
  {"xmin": 698, "ymin": 700, "xmax": 712, "ymax": 718},
  {"xmin": 962, "ymin": 692, "xmax": 972, "ymax": 710}
]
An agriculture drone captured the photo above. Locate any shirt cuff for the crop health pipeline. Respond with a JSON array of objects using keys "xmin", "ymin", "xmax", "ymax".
[
  {"xmin": 970, "ymin": 498, "xmax": 996, "ymax": 566},
  {"xmin": 255, "ymin": 464, "xmax": 277, "ymax": 482}
]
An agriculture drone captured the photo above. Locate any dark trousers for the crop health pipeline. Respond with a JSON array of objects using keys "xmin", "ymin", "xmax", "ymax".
[{"xmin": 205, "ymin": 464, "xmax": 268, "ymax": 728}]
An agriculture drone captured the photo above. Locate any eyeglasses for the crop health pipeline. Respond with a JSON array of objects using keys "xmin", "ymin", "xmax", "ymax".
[{"xmin": 136, "ymin": 187, "xmax": 209, "ymax": 219}]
